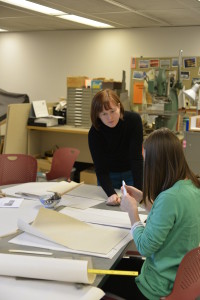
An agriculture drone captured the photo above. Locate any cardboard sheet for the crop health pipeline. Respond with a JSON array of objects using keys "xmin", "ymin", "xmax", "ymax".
[{"xmin": 18, "ymin": 207, "xmax": 129, "ymax": 254}]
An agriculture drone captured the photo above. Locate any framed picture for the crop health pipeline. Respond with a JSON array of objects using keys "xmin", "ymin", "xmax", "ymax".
[
  {"xmin": 139, "ymin": 59, "xmax": 149, "ymax": 69},
  {"xmin": 160, "ymin": 59, "xmax": 170, "ymax": 68},
  {"xmin": 180, "ymin": 71, "xmax": 190, "ymax": 80},
  {"xmin": 149, "ymin": 59, "xmax": 159, "ymax": 68},
  {"xmin": 132, "ymin": 71, "xmax": 146, "ymax": 80},
  {"xmin": 183, "ymin": 57, "xmax": 196, "ymax": 68},
  {"xmin": 172, "ymin": 58, "xmax": 179, "ymax": 67}
]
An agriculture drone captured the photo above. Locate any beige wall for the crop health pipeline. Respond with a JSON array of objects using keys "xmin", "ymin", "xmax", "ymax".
[{"xmin": 0, "ymin": 26, "xmax": 199, "ymax": 102}]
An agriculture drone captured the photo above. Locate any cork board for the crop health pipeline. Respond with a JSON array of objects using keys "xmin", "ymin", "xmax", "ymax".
[{"xmin": 130, "ymin": 56, "xmax": 200, "ymax": 106}]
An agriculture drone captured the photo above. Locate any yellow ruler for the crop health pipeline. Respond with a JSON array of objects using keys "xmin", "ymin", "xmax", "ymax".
[{"xmin": 88, "ymin": 269, "xmax": 138, "ymax": 276}]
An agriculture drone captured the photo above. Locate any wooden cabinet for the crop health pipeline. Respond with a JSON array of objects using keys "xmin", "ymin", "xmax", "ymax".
[{"xmin": 27, "ymin": 125, "xmax": 93, "ymax": 163}]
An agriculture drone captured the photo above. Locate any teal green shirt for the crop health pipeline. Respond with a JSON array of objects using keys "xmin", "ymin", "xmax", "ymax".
[{"xmin": 133, "ymin": 180, "xmax": 200, "ymax": 300}]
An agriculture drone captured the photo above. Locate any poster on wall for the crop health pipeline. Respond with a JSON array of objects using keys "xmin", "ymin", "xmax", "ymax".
[
  {"xmin": 131, "ymin": 57, "xmax": 136, "ymax": 69},
  {"xmin": 133, "ymin": 82, "xmax": 144, "ymax": 104}
]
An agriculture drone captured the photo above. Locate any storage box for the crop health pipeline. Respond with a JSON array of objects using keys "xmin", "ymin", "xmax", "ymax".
[
  {"xmin": 37, "ymin": 157, "xmax": 52, "ymax": 172},
  {"xmin": 67, "ymin": 76, "xmax": 88, "ymax": 88},
  {"xmin": 102, "ymin": 81, "xmax": 122, "ymax": 90},
  {"xmin": 189, "ymin": 115, "xmax": 200, "ymax": 131},
  {"xmin": 80, "ymin": 168, "xmax": 97, "ymax": 185}
]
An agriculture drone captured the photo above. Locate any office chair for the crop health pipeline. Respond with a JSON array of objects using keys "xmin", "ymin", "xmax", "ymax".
[
  {"xmin": 160, "ymin": 246, "xmax": 200, "ymax": 300},
  {"xmin": 45, "ymin": 147, "xmax": 80, "ymax": 181},
  {"xmin": 0, "ymin": 154, "xmax": 37, "ymax": 185}
]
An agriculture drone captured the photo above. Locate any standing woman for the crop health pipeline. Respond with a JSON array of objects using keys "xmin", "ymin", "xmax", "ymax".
[{"xmin": 88, "ymin": 89, "xmax": 143, "ymax": 205}]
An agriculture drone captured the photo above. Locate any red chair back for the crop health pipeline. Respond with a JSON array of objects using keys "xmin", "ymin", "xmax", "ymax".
[
  {"xmin": 0, "ymin": 154, "xmax": 37, "ymax": 185},
  {"xmin": 46, "ymin": 147, "xmax": 80, "ymax": 181},
  {"xmin": 160, "ymin": 246, "xmax": 200, "ymax": 300}
]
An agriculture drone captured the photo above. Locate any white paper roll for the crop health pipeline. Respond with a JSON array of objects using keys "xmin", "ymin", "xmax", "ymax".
[{"xmin": 0, "ymin": 254, "xmax": 95, "ymax": 284}]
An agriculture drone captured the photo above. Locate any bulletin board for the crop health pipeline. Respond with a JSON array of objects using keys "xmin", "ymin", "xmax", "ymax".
[{"xmin": 130, "ymin": 56, "xmax": 200, "ymax": 106}]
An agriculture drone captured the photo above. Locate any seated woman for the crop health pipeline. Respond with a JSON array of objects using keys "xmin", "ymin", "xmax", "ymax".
[{"xmin": 102, "ymin": 128, "xmax": 200, "ymax": 300}]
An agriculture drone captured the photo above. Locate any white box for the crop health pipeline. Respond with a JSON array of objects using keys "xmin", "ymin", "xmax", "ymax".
[{"xmin": 189, "ymin": 115, "xmax": 200, "ymax": 131}]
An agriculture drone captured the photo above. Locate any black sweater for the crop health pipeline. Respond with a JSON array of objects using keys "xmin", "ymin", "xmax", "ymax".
[{"xmin": 88, "ymin": 111, "xmax": 143, "ymax": 197}]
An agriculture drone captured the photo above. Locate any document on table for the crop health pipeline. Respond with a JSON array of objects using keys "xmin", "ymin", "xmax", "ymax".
[
  {"xmin": 0, "ymin": 199, "xmax": 39, "ymax": 237},
  {"xmin": 60, "ymin": 194, "xmax": 104, "ymax": 209},
  {"xmin": 16, "ymin": 207, "xmax": 131, "ymax": 255},
  {"xmin": 0, "ymin": 276, "xmax": 104, "ymax": 300},
  {"xmin": 0, "ymin": 197, "xmax": 23, "ymax": 208},
  {"xmin": 9, "ymin": 229, "xmax": 132, "ymax": 259},
  {"xmin": 2, "ymin": 182, "xmax": 104, "ymax": 209},
  {"xmin": 60, "ymin": 207, "xmax": 147, "ymax": 229},
  {"xmin": 2, "ymin": 181, "xmax": 82, "ymax": 199},
  {"xmin": 66, "ymin": 184, "xmax": 109, "ymax": 201},
  {"xmin": 2, "ymin": 182, "xmax": 59, "ymax": 199}
]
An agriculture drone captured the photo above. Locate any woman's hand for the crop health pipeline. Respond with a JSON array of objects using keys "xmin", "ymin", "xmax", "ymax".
[
  {"xmin": 106, "ymin": 194, "xmax": 121, "ymax": 206},
  {"xmin": 120, "ymin": 193, "xmax": 140, "ymax": 226},
  {"xmin": 121, "ymin": 184, "xmax": 143, "ymax": 203}
]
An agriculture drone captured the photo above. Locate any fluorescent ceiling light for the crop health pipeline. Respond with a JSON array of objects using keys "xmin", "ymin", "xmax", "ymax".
[
  {"xmin": 1, "ymin": 0, "xmax": 114, "ymax": 28},
  {"xmin": 58, "ymin": 15, "xmax": 113, "ymax": 28},
  {"xmin": 1, "ymin": 0, "xmax": 64, "ymax": 15},
  {"xmin": 0, "ymin": 29, "xmax": 8, "ymax": 32}
]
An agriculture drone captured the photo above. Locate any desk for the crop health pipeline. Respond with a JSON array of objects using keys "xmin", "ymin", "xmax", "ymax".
[
  {"xmin": 27, "ymin": 125, "xmax": 92, "ymax": 163},
  {"xmin": 0, "ymin": 183, "xmax": 139, "ymax": 290}
]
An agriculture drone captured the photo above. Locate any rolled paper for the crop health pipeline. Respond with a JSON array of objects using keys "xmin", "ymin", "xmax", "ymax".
[{"xmin": 0, "ymin": 254, "xmax": 95, "ymax": 284}]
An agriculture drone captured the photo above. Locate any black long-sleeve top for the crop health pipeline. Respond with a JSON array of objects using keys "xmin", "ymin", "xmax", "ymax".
[{"xmin": 88, "ymin": 111, "xmax": 143, "ymax": 197}]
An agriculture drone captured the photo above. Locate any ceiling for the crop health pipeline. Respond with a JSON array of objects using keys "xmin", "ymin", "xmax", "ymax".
[{"xmin": 0, "ymin": 0, "xmax": 200, "ymax": 32}]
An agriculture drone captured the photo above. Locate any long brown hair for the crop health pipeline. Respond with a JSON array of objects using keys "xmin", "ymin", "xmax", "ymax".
[
  {"xmin": 90, "ymin": 89, "xmax": 124, "ymax": 130},
  {"xmin": 143, "ymin": 128, "xmax": 200, "ymax": 205}
]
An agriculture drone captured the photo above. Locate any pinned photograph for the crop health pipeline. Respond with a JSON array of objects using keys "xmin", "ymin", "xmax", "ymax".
[
  {"xmin": 131, "ymin": 57, "xmax": 136, "ymax": 69},
  {"xmin": 181, "ymin": 71, "xmax": 190, "ymax": 80},
  {"xmin": 172, "ymin": 58, "xmax": 179, "ymax": 67},
  {"xmin": 183, "ymin": 57, "xmax": 196, "ymax": 68},
  {"xmin": 160, "ymin": 59, "xmax": 170, "ymax": 68},
  {"xmin": 149, "ymin": 59, "xmax": 159, "ymax": 68},
  {"xmin": 139, "ymin": 59, "xmax": 149, "ymax": 69}
]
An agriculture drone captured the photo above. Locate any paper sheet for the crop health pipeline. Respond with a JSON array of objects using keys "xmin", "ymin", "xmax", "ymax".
[
  {"xmin": 32, "ymin": 100, "xmax": 49, "ymax": 118},
  {"xmin": 60, "ymin": 207, "xmax": 147, "ymax": 228},
  {"xmin": 2, "ymin": 182, "xmax": 60, "ymax": 199},
  {"xmin": 60, "ymin": 194, "xmax": 104, "ymax": 209},
  {"xmin": 0, "ymin": 276, "xmax": 105, "ymax": 300},
  {"xmin": 18, "ymin": 207, "xmax": 130, "ymax": 254},
  {"xmin": 66, "ymin": 184, "xmax": 108, "ymax": 200},
  {"xmin": 2, "ymin": 181, "xmax": 82, "ymax": 199},
  {"xmin": 0, "ymin": 197, "xmax": 23, "ymax": 208},
  {"xmin": 47, "ymin": 181, "xmax": 83, "ymax": 195},
  {"xmin": 0, "ymin": 253, "xmax": 95, "ymax": 284},
  {"xmin": 0, "ymin": 199, "xmax": 39, "ymax": 237},
  {"xmin": 2, "ymin": 182, "xmax": 104, "ymax": 209},
  {"xmin": 9, "ymin": 230, "xmax": 132, "ymax": 259}
]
